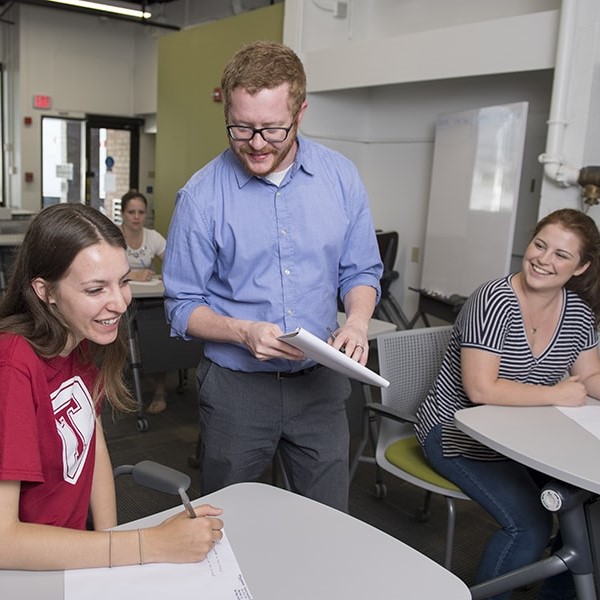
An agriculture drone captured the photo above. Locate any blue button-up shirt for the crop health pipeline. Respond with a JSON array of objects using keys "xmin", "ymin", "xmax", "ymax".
[{"xmin": 163, "ymin": 135, "xmax": 382, "ymax": 372}]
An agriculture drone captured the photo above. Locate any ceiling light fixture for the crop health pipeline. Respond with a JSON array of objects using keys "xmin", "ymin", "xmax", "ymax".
[{"xmin": 45, "ymin": 0, "xmax": 151, "ymax": 20}]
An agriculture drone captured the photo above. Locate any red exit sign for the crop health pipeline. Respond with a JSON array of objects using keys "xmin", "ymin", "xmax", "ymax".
[{"xmin": 33, "ymin": 95, "xmax": 51, "ymax": 109}]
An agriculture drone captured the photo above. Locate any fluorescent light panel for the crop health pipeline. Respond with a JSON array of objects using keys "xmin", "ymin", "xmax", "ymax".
[{"xmin": 45, "ymin": 0, "xmax": 152, "ymax": 19}]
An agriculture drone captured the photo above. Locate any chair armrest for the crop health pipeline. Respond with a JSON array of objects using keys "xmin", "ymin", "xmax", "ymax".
[
  {"xmin": 113, "ymin": 460, "xmax": 191, "ymax": 495},
  {"xmin": 365, "ymin": 402, "xmax": 418, "ymax": 425}
]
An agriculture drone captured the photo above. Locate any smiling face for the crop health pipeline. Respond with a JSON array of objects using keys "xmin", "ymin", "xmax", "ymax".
[
  {"xmin": 226, "ymin": 83, "xmax": 307, "ymax": 177},
  {"xmin": 121, "ymin": 197, "xmax": 147, "ymax": 233},
  {"xmin": 522, "ymin": 223, "xmax": 590, "ymax": 291},
  {"xmin": 32, "ymin": 242, "xmax": 132, "ymax": 355}
]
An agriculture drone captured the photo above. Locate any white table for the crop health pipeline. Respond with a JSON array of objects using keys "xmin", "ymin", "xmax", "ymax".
[
  {"xmin": 0, "ymin": 482, "xmax": 470, "ymax": 600},
  {"xmin": 455, "ymin": 401, "xmax": 600, "ymax": 599},
  {"xmin": 456, "ymin": 401, "xmax": 600, "ymax": 495},
  {"xmin": 0, "ymin": 233, "xmax": 25, "ymax": 246},
  {"xmin": 128, "ymin": 278, "xmax": 165, "ymax": 298}
]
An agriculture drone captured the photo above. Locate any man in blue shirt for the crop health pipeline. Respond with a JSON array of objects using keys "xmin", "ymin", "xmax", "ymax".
[{"xmin": 163, "ymin": 41, "xmax": 382, "ymax": 511}]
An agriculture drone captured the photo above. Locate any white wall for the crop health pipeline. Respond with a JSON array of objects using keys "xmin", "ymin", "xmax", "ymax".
[
  {"xmin": 300, "ymin": 73, "xmax": 552, "ymax": 309},
  {"xmin": 285, "ymin": 0, "xmax": 600, "ymax": 318}
]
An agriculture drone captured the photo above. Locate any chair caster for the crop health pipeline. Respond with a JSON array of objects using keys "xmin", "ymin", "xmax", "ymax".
[
  {"xmin": 374, "ymin": 482, "xmax": 387, "ymax": 499},
  {"xmin": 136, "ymin": 417, "xmax": 149, "ymax": 433}
]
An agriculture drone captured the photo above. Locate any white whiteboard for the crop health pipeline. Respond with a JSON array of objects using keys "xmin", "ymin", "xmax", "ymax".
[{"xmin": 420, "ymin": 102, "xmax": 528, "ymax": 297}]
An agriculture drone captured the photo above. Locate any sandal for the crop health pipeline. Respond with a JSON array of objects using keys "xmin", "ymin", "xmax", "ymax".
[{"xmin": 146, "ymin": 393, "xmax": 167, "ymax": 415}]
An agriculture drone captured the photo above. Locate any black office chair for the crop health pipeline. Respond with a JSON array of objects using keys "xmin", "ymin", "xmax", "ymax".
[{"xmin": 374, "ymin": 231, "xmax": 412, "ymax": 329}]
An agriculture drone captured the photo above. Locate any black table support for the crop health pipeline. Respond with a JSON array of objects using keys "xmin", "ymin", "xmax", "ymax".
[{"xmin": 407, "ymin": 288, "xmax": 466, "ymax": 328}]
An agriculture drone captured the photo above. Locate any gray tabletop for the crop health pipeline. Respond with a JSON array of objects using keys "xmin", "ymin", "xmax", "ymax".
[
  {"xmin": 455, "ymin": 399, "xmax": 600, "ymax": 494},
  {"xmin": 1, "ymin": 482, "xmax": 470, "ymax": 600}
]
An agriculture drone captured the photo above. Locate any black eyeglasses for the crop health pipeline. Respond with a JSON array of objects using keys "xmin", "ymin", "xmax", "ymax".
[{"xmin": 226, "ymin": 122, "xmax": 295, "ymax": 143}]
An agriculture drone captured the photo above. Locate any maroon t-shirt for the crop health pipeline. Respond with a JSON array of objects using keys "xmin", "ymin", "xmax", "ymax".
[{"xmin": 0, "ymin": 333, "xmax": 100, "ymax": 529}]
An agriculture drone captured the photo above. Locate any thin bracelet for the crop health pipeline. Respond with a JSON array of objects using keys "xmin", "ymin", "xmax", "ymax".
[
  {"xmin": 108, "ymin": 530, "xmax": 113, "ymax": 568},
  {"xmin": 137, "ymin": 529, "xmax": 144, "ymax": 565}
]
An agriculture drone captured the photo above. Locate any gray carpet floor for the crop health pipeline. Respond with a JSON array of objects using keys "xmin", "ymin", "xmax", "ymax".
[{"xmin": 103, "ymin": 370, "xmax": 541, "ymax": 599}]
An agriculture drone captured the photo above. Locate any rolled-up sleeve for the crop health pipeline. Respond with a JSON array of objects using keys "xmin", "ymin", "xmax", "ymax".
[{"xmin": 163, "ymin": 187, "xmax": 215, "ymax": 340}]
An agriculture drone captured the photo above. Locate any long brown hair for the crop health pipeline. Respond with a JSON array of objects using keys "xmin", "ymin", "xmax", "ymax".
[
  {"xmin": 0, "ymin": 203, "xmax": 134, "ymax": 411},
  {"xmin": 533, "ymin": 208, "xmax": 600, "ymax": 327}
]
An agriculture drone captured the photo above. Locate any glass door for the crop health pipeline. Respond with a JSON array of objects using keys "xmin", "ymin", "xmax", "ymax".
[
  {"xmin": 41, "ymin": 116, "xmax": 86, "ymax": 207},
  {"xmin": 41, "ymin": 114, "xmax": 141, "ymax": 216},
  {"xmin": 86, "ymin": 115, "xmax": 141, "ymax": 221}
]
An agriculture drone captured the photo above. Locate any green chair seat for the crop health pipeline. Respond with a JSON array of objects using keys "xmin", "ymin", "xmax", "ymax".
[{"xmin": 384, "ymin": 436, "xmax": 462, "ymax": 493}]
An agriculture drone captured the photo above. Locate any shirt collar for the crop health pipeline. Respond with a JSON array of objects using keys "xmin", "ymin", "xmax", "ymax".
[{"xmin": 228, "ymin": 135, "xmax": 315, "ymax": 188}]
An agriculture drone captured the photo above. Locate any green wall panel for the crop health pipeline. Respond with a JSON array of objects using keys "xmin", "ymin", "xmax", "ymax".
[{"xmin": 155, "ymin": 4, "xmax": 284, "ymax": 236}]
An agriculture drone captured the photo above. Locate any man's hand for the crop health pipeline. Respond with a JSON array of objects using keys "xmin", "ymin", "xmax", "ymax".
[
  {"xmin": 244, "ymin": 321, "xmax": 305, "ymax": 361},
  {"xmin": 327, "ymin": 322, "xmax": 369, "ymax": 366}
]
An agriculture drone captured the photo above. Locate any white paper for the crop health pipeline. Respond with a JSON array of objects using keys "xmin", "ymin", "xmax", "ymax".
[
  {"xmin": 64, "ymin": 530, "xmax": 252, "ymax": 600},
  {"xmin": 557, "ymin": 405, "xmax": 600, "ymax": 440},
  {"xmin": 278, "ymin": 327, "xmax": 390, "ymax": 388}
]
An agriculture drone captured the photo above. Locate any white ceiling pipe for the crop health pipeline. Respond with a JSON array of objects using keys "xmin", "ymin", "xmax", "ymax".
[{"xmin": 538, "ymin": 0, "xmax": 581, "ymax": 187}]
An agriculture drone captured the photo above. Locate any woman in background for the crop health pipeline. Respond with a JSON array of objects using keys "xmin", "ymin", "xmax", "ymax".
[
  {"xmin": 120, "ymin": 190, "xmax": 166, "ymax": 283},
  {"xmin": 416, "ymin": 208, "xmax": 600, "ymax": 600},
  {"xmin": 120, "ymin": 190, "xmax": 168, "ymax": 414},
  {"xmin": 0, "ymin": 203, "xmax": 223, "ymax": 570}
]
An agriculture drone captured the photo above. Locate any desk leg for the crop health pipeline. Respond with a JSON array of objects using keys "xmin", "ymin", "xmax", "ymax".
[
  {"xmin": 407, "ymin": 310, "xmax": 430, "ymax": 329},
  {"xmin": 349, "ymin": 384, "xmax": 376, "ymax": 482},
  {"xmin": 377, "ymin": 296, "xmax": 411, "ymax": 330},
  {"xmin": 125, "ymin": 307, "xmax": 148, "ymax": 433},
  {"xmin": 470, "ymin": 481, "xmax": 597, "ymax": 600}
]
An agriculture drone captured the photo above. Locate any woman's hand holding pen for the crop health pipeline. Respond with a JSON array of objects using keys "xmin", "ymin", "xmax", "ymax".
[{"xmin": 144, "ymin": 504, "xmax": 224, "ymax": 563}]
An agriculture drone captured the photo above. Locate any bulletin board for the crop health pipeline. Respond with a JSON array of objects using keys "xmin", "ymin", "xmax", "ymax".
[{"xmin": 420, "ymin": 102, "xmax": 528, "ymax": 297}]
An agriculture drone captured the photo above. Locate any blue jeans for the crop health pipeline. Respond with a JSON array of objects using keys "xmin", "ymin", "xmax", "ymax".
[
  {"xmin": 423, "ymin": 424, "xmax": 562, "ymax": 600},
  {"xmin": 196, "ymin": 358, "xmax": 351, "ymax": 512}
]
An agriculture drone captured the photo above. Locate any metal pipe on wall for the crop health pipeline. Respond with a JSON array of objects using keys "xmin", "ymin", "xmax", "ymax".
[{"xmin": 538, "ymin": 0, "xmax": 581, "ymax": 188}]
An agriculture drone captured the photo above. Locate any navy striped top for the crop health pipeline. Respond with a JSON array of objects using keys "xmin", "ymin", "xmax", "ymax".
[{"xmin": 415, "ymin": 275, "xmax": 598, "ymax": 460}]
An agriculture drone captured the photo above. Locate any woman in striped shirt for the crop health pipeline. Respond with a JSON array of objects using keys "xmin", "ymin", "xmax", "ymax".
[{"xmin": 415, "ymin": 208, "xmax": 600, "ymax": 600}]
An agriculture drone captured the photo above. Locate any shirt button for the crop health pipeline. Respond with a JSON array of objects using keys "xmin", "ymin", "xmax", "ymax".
[{"xmin": 284, "ymin": 268, "xmax": 291, "ymax": 276}]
